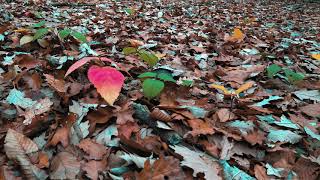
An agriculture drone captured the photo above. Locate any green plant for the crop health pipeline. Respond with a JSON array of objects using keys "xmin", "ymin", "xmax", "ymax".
[
  {"xmin": 138, "ymin": 70, "xmax": 176, "ymax": 99},
  {"xmin": 266, "ymin": 64, "xmax": 305, "ymax": 84},
  {"xmin": 20, "ymin": 21, "xmax": 87, "ymax": 46},
  {"xmin": 123, "ymin": 47, "xmax": 159, "ymax": 67}
]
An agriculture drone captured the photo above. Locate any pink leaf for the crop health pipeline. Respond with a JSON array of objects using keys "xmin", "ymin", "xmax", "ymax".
[
  {"xmin": 65, "ymin": 57, "xmax": 114, "ymax": 77},
  {"xmin": 88, "ymin": 66, "xmax": 125, "ymax": 105}
]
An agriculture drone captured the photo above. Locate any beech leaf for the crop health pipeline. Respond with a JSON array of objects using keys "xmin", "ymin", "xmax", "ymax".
[
  {"xmin": 50, "ymin": 152, "xmax": 80, "ymax": 179},
  {"xmin": 88, "ymin": 66, "xmax": 125, "ymax": 105},
  {"xmin": 142, "ymin": 79, "xmax": 164, "ymax": 99}
]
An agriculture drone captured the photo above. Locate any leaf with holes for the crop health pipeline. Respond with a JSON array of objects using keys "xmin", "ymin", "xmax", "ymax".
[{"xmin": 88, "ymin": 66, "xmax": 125, "ymax": 105}]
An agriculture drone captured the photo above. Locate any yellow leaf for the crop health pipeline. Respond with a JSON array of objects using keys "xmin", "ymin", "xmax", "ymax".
[
  {"xmin": 14, "ymin": 28, "xmax": 30, "ymax": 33},
  {"xmin": 311, "ymin": 54, "xmax": 320, "ymax": 60},
  {"xmin": 235, "ymin": 81, "xmax": 255, "ymax": 95},
  {"xmin": 209, "ymin": 84, "xmax": 231, "ymax": 95}
]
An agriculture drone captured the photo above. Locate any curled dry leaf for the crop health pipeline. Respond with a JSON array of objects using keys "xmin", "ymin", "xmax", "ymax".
[
  {"xmin": 4, "ymin": 129, "xmax": 48, "ymax": 180},
  {"xmin": 150, "ymin": 108, "xmax": 172, "ymax": 122},
  {"xmin": 50, "ymin": 152, "xmax": 80, "ymax": 180}
]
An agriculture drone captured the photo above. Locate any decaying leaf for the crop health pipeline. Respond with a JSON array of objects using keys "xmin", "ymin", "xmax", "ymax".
[
  {"xmin": 82, "ymin": 160, "xmax": 107, "ymax": 180},
  {"xmin": 78, "ymin": 139, "xmax": 108, "ymax": 160}
]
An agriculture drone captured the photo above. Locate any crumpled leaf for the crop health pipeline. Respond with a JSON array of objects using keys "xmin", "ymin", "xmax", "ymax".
[
  {"xmin": 170, "ymin": 145, "xmax": 222, "ymax": 179},
  {"xmin": 136, "ymin": 156, "xmax": 186, "ymax": 180},
  {"xmin": 186, "ymin": 119, "xmax": 214, "ymax": 137},
  {"xmin": 267, "ymin": 129, "xmax": 301, "ymax": 144},
  {"xmin": 50, "ymin": 152, "xmax": 80, "ymax": 180},
  {"xmin": 4, "ymin": 129, "xmax": 48, "ymax": 180},
  {"xmin": 88, "ymin": 66, "xmax": 125, "ymax": 105},
  {"xmin": 65, "ymin": 57, "xmax": 114, "ymax": 77}
]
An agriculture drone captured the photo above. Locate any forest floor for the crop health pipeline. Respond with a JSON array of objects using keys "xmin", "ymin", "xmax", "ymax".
[{"xmin": 0, "ymin": 0, "xmax": 320, "ymax": 179}]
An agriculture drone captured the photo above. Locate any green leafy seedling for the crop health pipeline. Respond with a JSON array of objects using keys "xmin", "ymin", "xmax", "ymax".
[
  {"xmin": 138, "ymin": 50, "xmax": 159, "ymax": 67},
  {"xmin": 283, "ymin": 69, "xmax": 304, "ymax": 84},
  {"xmin": 33, "ymin": 28, "xmax": 49, "ymax": 40},
  {"xmin": 142, "ymin": 79, "xmax": 164, "ymax": 99},
  {"xmin": 267, "ymin": 64, "xmax": 282, "ymax": 78}
]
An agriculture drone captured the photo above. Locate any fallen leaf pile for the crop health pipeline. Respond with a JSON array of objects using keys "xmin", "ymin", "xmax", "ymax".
[{"xmin": 0, "ymin": 0, "xmax": 320, "ymax": 179}]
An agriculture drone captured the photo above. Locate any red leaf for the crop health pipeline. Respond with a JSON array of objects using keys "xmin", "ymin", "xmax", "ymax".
[
  {"xmin": 65, "ymin": 57, "xmax": 114, "ymax": 77},
  {"xmin": 87, "ymin": 66, "xmax": 125, "ymax": 105}
]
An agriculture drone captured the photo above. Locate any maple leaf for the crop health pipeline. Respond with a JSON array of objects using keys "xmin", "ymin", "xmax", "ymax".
[{"xmin": 88, "ymin": 66, "xmax": 125, "ymax": 105}]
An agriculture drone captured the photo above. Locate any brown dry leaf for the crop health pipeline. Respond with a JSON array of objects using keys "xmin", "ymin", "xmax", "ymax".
[
  {"xmin": 4, "ymin": 129, "xmax": 48, "ymax": 180},
  {"xmin": 243, "ymin": 130, "xmax": 266, "ymax": 145},
  {"xmin": 23, "ymin": 73, "xmax": 42, "ymax": 91},
  {"xmin": 78, "ymin": 139, "xmax": 108, "ymax": 160},
  {"xmin": 48, "ymin": 127, "xmax": 69, "ymax": 147},
  {"xmin": 254, "ymin": 164, "xmax": 269, "ymax": 180},
  {"xmin": 44, "ymin": 74, "xmax": 66, "ymax": 93},
  {"xmin": 114, "ymin": 101, "xmax": 135, "ymax": 125},
  {"xmin": 50, "ymin": 151, "xmax": 80, "ymax": 180},
  {"xmin": 82, "ymin": 160, "xmax": 107, "ymax": 180},
  {"xmin": 117, "ymin": 121, "xmax": 140, "ymax": 139},
  {"xmin": 87, "ymin": 108, "xmax": 114, "ymax": 131},
  {"xmin": 22, "ymin": 97, "xmax": 53, "ymax": 125},
  {"xmin": 216, "ymin": 108, "xmax": 236, "ymax": 122},
  {"xmin": 292, "ymin": 157, "xmax": 320, "ymax": 180},
  {"xmin": 37, "ymin": 152, "xmax": 49, "ymax": 168},
  {"xmin": 136, "ymin": 156, "xmax": 186, "ymax": 180},
  {"xmin": 186, "ymin": 119, "xmax": 215, "ymax": 137},
  {"xmin": 221, "ymin": 65, "xmax": 265, "ymax": 83},
  {"xmin": 300, "ymin": 104, "xmax": 320, "ymax": 117},
  {"xmin": 15, "ymin": 54, "xmax": 42, "ymax": 70}
]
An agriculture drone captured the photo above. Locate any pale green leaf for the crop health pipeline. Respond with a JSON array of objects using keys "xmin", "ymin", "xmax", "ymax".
[
  {"xmin": 138, "ymin": 50, "xmax": 159, "ymax": 67},
  {"xmin": 33, "ymin": 28, "xmax": 49, "ymax": 40},
  {"xmin": 70, "ymin": 31, "xmax": 87, "ymax": 43},
  {"xmin": 31, "ymin": 20, "xmax": 46, "ymax": 28},
  {"xmin": 122, "ymin": 47, "xmax": 137, "ymax": 55},
  {"xmin": 20, "ymin": 35, "xmax": 33, "ymax": 45},
  {"xmin": 219, "ymin": 160, "xmax": 255, "ymax": 180},
  {"xmin": 58, "ymin": 28, "xmax": 71, "ymax": 40},
  {"xmin": 95, "ymin": 124, "xmax": 119, "ymax": 147},
  {"xmin": 253, "ymin": 96, "xmax": 282, "ymax": 107},
  {"xmin": 293, "ymin": 90, "xmax": 320, "ymax": 102},
  {"xmin": 266, "ymin": 163, "xmax": 283, "ymax": 177},
  {"xmin": 304, "ymin": 127, "xmax": 320, "ymax": 141},
  {"xmin": 267, "ymin": 64, "xmax": 281, "ymax": 78},
  {"xmin": 138, "ymin": 72, "xmax": 157, "ymax": 78},
  {"xmin": 157, "ymin": 72, "xmax": 176, "ymax": 82}
]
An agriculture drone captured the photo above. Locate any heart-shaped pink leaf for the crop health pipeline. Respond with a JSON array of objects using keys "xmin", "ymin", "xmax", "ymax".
[
  {"xmin": 65, "ymin": 57, "xmax": 114, "ymax": 77},
  {"xmin": 88, "ymin": 66, "xmax": 125, "ymax": 105}
]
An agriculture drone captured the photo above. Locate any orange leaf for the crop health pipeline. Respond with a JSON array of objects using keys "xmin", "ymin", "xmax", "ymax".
[
  {"xmin": 232, "ymin": 28, "xmax": 245, "ymax": 40},
  {"xmin": 128, "ymin": 39, "xmax": 144, "ymax": 47},
  {"xmin": 88, "ymin": 66, "xmax": 125, "ymax": 105},
  {"xmin": 311, "ymin": 54, "xmax": 320, "ymax": 60}
]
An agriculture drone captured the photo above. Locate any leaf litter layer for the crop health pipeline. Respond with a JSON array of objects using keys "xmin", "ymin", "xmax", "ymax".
[{"xmin": 0, "ymin": 0, "xmax": 320, "ymax": 179}]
